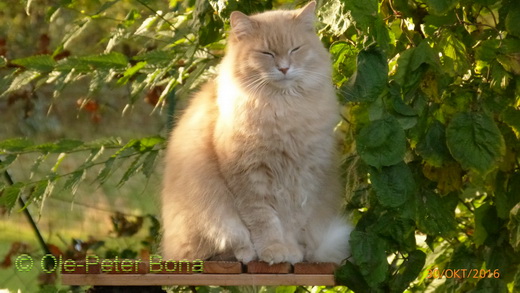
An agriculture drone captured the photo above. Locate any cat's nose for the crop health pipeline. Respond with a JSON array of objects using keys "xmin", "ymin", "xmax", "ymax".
[{"xmin": 278, "ymin": 67, "xmax": 289, "ymax": 74}]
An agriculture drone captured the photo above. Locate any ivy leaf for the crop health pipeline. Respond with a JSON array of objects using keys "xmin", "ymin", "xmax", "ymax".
[
  {"xmin": 356, "ymin": 116, "xmax": 406, "ymax": 168},
  {"xmin": 370, "ymin": 162, "xmax": 416, "ymax": 208},
  {"xmin": 446, "ymin": 112, "xmax": 505, "ymax": 175},
  {"xmin": 350, "ymin": 230, "xmax": 388, "ymax": 287},
  {"xmin": 340, "ymin": 48, "xmax": 388, "ymax": 102}
]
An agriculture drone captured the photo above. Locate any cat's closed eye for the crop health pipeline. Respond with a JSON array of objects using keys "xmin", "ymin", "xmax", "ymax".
[
  {"xmin": 290, "ymin": 46, "xmax": 302, "ymax": 54},
  {"xmin": 260, "ymin": 51, "xmax": 275, "ymax": 57}
]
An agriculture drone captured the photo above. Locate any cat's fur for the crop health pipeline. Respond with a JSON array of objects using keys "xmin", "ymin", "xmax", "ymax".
[{"xmin": 161, "ymin": 1, "xmax": 352, "ymax": 264}]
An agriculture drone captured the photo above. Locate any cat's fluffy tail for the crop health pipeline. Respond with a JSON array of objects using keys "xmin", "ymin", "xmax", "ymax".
[{"xmin": 313, "ymin": 217, "xmax": 354, "ymax": 264}]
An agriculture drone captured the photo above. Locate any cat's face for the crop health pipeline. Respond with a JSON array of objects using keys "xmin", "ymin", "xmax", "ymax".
[{"xmin": 227, "ymin": 2, "xmax": 330, "ymax": 93}]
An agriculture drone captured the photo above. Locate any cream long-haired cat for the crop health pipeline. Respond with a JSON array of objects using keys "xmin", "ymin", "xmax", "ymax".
[{"xmin": 161, "ymin": 1, "xmax": 352, "ymax": 264}]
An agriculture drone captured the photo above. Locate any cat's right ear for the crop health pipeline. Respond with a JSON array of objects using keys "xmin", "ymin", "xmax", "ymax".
[{"xmin": 230, "ymin": 11, "xmax": 254, "ymax": 40}]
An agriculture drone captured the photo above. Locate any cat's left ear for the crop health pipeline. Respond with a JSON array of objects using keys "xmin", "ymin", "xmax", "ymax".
[
  {"xmin": 295, "ymin": 1, "xmax": 316, "ymax": 31},
  {"xmin": 230, "ymin": 11, "xmax": 255, "ymax": 40}
]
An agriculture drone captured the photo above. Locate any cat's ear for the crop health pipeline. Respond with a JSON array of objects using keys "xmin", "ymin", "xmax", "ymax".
[
  {"xmin": 295, "ymin": 1, "xmax": 316, "ymax": 31},
  {"xmin": 230, "ymin": 11, "xmax": 255, "ymax": 40}
]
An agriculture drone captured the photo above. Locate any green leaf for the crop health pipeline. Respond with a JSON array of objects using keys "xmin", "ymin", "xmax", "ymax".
[
  {"xmin": 0, "ymin": 138, "xmax": 34, "ymax": 152},
  {"xmin": 97, "ymin": 157, "xmax": 116, "ymax": 184},
  {"xmin": 0, "ymin": 56, "xmax": 7, "ymax": 68},
  {"xmin": 446, "ymin": 112, "xmax": 505, "ymax": 174},
  {"xmin": 501, "ymin": 107, "xmax": 520, "ymax": 138},
  {"xmin": 392, "ymin": 39, "xmax": 440, "ymax": 89},
  {"xmin": 389, "ymin": 250, "xmax": 426, "ymax": 293},
  {"xmin": 350, "ymin": 230, "xmax": 388, "ymax": 287},
  {"xmin": 509, "ymin": 203, "xmax": 520, "ymax": 252},
  {"xmin": 474, "ymin": 203, "xmax": 499, "ymax": 246},
  {"xmin": 424, "ymin": 0, "xmax": 458, "ymax": 15},
  {"xmin": 0, "ymin": 154, "xmax": 18, "ymax": 173},
  {"xmin": 79, "ymin": 52, "xmax": 128, "ymax": 68},
  {"xmin": 0, "ymin": 182, "xmax": 24, "ymax": 211},
  {"xmin": 275, "ymin": 286, "xmax": 296, "ymax": 293},
  {"xmin": 356, "ymin": 116, "xmax": 406, "ymax": 168},
  {"xmin": 370, "ymin": 162, "xmax": 416, "ymax": 208},
  {"xmin": 334, "ymin": 261, "xmax": 370, "ymax": 292},
  {"xmin": 341, "ymin": 48, "xmax": 388, "ymax": 102},
  {"xmin": 64, "ymin": 169, "xmax": 86, "ymax": 195},
  {"xmin": 319, "ymin": 0, "xmax": 351, "ymax": 36},
  {"xmin": 117, "ymin": 155, "xmax": 142, "ymax": 187},
  {"xmin": 118, "ymin": 61, "xmax": 147, "ymax": 85},
  {"xmin": 139, "ymin": 136, "xmax": 165, "ymax": 151},
  {"xmin": 495, "ymin": 173, "xmax": 520, "ymax": 219},
  {"xmin": 11, "ymin": 55, "xmax": 56, "ymax": 72},
  {"xmin": 506, "ymin": 4, "xmax": 520, "ymax": 37},
  {"xmin": 344, "ymin": 0, "xmax": 378, "ymax": 31},
  {"xmin": 24, "ymin": 180, "xmax": 54, "ymax": 208},
  {"xmin": 142, "ymin": 150, "xmax": 159, "ymax": 178},
  {"xmin": 30, "ymin": 153, "xmax": 48, "ymax": 178},
  {"xmin": 416, "ymin": 120, "xmax": 451, "ymax": 167},
  {"xmin": 416, "ymin": 191, "xmax": 457, "ymax": 236},
  {"xmin": 35, "ymin": 139, "xmax": 84, "ymax": 153},
  {"xmin": 3, "ymin": 70, "xmax": 41, "ymax": 96},
  {"xmin": 330, "ymin": 42, "xmax": 358, "ymax": 85}
]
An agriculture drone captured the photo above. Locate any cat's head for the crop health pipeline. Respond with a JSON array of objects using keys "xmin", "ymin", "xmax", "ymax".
[{"xmin": 226, "ymin": 1, "xmax": 330, "ymax": 94}]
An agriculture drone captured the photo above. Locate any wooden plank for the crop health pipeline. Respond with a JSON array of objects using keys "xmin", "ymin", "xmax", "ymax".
[
  {"xmin": 247, "ymin": 261, "xmax": 292, "ymax": 274},
  {"xmin": 202, "ymin": 261, "xmax": 242, "ymax": 274},
  {"xmin": 61, "ymin": 274, "xmax": 335, "ymax": 286},
  {"xmin": 294, "ymin": 262, "xmax": 338, "ymax": 274}
]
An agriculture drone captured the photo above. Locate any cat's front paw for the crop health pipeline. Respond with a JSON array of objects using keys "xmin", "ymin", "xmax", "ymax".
[
  {"xmin": 234, "ymin": 244, "xmax": 257, "ymax": 263},
  {"xmin": 258, "ymin": 243, "xmax": 303, "ymax": 264}
]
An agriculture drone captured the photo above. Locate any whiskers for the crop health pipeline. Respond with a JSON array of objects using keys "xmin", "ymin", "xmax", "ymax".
[
  {"xmin": 240, "ymin": 73, "xmax": 270, "ymax": 97},
  {"xmin": 238, "ymin": 68, "xmax": 330, "ymax": 98}
]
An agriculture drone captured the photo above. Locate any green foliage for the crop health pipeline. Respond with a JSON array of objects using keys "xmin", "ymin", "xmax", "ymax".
[{"xmin": 1, "ymin": 0, "xmax": 520, "ymax": 292}]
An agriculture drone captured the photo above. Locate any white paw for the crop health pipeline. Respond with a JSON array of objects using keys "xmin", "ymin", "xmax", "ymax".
[
  {"xmin": 258, "ymin": 243, "xmax": 303, "ymax": 264},
  {"xmin": 234, "ymin": 244, "xmax": 257, "ymax": 263}
]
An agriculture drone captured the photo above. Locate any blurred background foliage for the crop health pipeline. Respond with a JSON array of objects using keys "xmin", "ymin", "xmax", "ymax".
[{"xmin": 0, "ymin": 0, "xmax": 519, "ymax": 292}]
